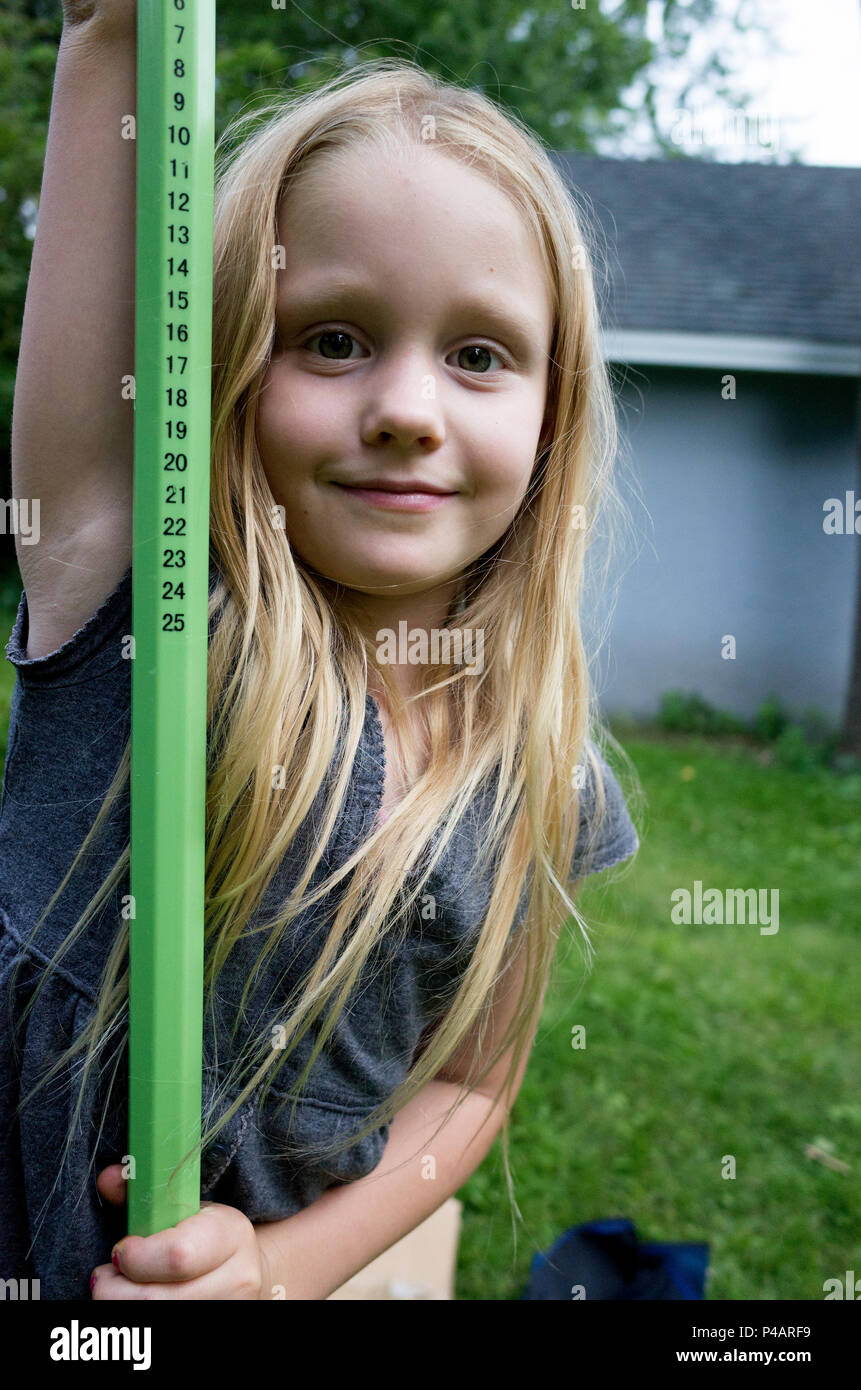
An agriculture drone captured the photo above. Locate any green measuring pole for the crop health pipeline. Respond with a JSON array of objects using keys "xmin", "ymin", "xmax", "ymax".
[{"xmin": 128, "ymin": 0, "xmax": 215, "ymax": 1236}]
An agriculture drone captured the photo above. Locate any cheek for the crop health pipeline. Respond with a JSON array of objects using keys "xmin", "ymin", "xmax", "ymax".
[
  {"xmin": 256, "ymin": 365, "xmax": 330, "ymax": 472},
  {"xmin": 474, "ymin": 415, "xmax": 543, "ymax": 502}
]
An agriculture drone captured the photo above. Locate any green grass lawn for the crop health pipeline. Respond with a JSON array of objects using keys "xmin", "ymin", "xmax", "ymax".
[
  {"xmin": 1, "ymin": 573, "xmax": 858, "ymax": 1300},
  {"xmin": 457, "ymin": 733, "xmax": 861, "ymax": 1300}
]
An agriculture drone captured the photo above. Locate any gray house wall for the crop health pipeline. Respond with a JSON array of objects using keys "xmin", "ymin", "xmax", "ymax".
[{"xmin": 591, "ymin": 365, "xmax": 859, "ymax": 723}]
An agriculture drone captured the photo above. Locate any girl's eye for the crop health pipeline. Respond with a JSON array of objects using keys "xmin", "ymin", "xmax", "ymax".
[
  {"xmin": 303, "ymin": 330, "xmax": 363, "ymax": 360},
  {"xmin": 299, "ymin": 332, "xmax": 506, "ymax": 372},
  {"xmin": 454, "ymin": 344, "xmax": 505, "ymax": 373}
]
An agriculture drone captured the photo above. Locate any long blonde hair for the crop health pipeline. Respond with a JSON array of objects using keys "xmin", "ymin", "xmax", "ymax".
[{"xmin": 10, "ymin": 58, "xmax": 638, "ymax": 1242}]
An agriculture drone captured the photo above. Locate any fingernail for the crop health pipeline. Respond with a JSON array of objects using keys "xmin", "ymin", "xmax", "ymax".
[
  {"xmin": 111, "ymin": 1247, "xmax": 121, "ymax": 1269},
  {"xmin": 90, "ymin": 1272, "xmax": 96, "ymax": 1291}
]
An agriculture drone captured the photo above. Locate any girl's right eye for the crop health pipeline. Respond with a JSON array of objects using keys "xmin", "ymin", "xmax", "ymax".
[{"xmin": 301, "ymin": 330, "xmax": 364, "ymax": 361}]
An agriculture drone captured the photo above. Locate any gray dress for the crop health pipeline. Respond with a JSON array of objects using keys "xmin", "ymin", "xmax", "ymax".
[{"xmin": 0, "ymin": 560, "xmax": 638, "ymax": 1299}]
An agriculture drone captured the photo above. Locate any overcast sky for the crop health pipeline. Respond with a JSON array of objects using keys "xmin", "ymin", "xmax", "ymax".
[{"xmin": 610, "ymin": 0, "xmax": 861, "ymax": 165}]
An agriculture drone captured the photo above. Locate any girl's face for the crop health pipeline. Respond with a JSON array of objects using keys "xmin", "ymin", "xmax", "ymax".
[{"xmin": 256, "ymin": 143, "xmax": 554, "ymax": 623}]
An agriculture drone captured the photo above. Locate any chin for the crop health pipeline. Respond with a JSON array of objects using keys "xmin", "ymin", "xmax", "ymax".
[
  {"xmin": 338, "ymin": 573, "xmax": 432, "ymax": 596},
  {"xmin": 293, "ymin": 542, "xmax": 450, "ymax": 594},
  {"xmin": 320, "ymin": 553, "xmax": 434, "ymax": 589}
]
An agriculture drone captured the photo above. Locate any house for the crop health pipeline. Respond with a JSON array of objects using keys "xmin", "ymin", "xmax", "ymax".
[{"xmin": 551, "ymin": 154, "xmax": 861, "ymax": 723}]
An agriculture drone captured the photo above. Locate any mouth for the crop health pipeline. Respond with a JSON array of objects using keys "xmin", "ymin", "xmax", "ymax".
[
  {"xmin": 332, "ymin": 483, "xmax": 456, "ymax": 513},
  {"xmin": 333, "ymin": 478, "xmax": 457, "ymax": 495}
]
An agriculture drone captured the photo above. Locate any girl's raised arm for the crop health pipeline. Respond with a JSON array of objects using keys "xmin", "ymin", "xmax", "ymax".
[{"xmin": 11, "ymin": 3, "xmax": 138, "ymax": 658}]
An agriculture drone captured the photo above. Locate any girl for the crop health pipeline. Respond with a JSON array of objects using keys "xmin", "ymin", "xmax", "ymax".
[{"xmin": 0, "ymin": 5, "xmax": 640, "ymax": 1300}]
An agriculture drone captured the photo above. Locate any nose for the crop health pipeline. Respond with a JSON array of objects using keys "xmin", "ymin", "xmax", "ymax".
[{"xmin": 359, "ymin": 347, "xmax": 445, "ymax": 451}]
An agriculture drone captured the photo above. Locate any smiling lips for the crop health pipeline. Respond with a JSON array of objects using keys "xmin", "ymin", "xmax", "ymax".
[
  {"xmin": 335, "ymin": 483, "xmax": 459, "ymax": 517},
  {"xmin": 336, "ymin": 477, "xmax": 455, "ymax": 494},
  {"xmin": 333, "ymin": 478, "xmax": 457, "ymax": 513}
]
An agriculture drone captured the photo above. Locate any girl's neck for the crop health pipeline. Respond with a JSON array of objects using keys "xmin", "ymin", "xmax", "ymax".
[{"xmin": 342, "ymin": 578, "xmax": 463, "ymax": 707}]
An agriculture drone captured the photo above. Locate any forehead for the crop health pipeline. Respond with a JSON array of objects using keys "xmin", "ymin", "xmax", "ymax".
[{"xmin": 274, "ymin": 145, "xmax": 554, "ymax": 339}]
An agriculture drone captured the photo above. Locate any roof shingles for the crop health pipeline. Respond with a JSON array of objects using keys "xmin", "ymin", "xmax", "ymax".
[{"xmin": 553, "ymin": 154, "xmax": 861, "ymax": 345}]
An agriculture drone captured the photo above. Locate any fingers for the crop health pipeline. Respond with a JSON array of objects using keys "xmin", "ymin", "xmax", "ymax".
[
  {"xmin": 90, "ymin": 1250, "xmax": 256, "ymax": 1301},
  {"xmin": 96, "ymin": 1164, "xmax": 128, "ymax": 1206},
  {"xmin": 110, "ymin": 1202, "xmax": 251, "ymax": 1286}
]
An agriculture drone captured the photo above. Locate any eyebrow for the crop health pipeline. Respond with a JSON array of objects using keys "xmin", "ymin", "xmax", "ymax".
[{"xmin": 277, "ymin": 278, "xmax": 548, "ymax": 361}]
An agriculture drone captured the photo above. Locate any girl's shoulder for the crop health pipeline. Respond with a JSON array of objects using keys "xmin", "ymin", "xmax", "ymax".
[
  {"xmin": 573, "ymin": 741, "xmax": 640, "ymax": 878},
  {"xmin": 407, "ymin": 739, "xmax": 639, "ymax": 952}
]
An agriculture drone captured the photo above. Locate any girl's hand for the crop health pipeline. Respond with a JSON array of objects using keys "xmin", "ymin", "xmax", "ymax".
[{"xmin": 91, "ymin": 1164, "xmax": 271, "ymax": 1300}]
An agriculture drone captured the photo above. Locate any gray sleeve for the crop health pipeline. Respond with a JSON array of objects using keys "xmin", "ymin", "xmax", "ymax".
[
  {"xmin": 571, "ymin": 744, "xmax": 640, "ymax": 880},
  {"xmin": 508, "ymin": 744, "xmax": 639, "ymax": 936}
]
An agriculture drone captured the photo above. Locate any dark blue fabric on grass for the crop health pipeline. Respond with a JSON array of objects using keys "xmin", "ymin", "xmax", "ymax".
[
  {"xmin": 522, "ymin": 1218, "xmax": 710, "ymax": 1299},
  {"xmin": 0, "ymin": 559, "xmax": 639, "ymax": 1299}
]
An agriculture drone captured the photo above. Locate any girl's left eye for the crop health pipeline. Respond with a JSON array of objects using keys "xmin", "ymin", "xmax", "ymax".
[{"xmin": 453, "ymin": 344, "xmax": 506, "ymax": 373}]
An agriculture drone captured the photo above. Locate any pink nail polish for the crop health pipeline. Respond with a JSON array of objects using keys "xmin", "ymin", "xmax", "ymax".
[
  {"xmin": 90, "ymin": 1272, "xmax": 96, "ymax": 1291},
  {"xmin": 112, "ymin": 1249, "xmax": 120, "ymax": 1269}
]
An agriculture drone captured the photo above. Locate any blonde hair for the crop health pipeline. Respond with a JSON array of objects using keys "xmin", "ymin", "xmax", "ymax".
[{"xmin": 10, "ymin": 57, "xmax": 639, "ymax": 1250}]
